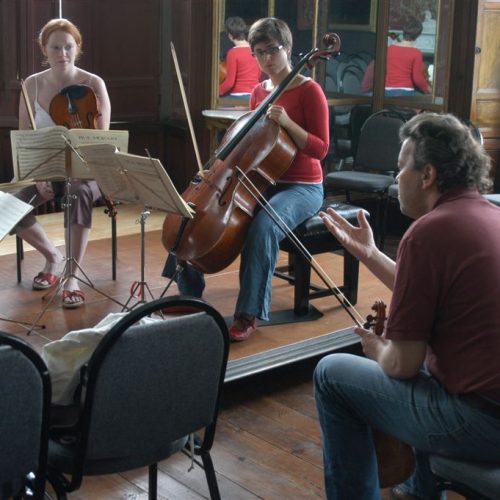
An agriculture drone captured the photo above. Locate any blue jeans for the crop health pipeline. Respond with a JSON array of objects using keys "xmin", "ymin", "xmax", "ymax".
[
  {"xmin": 235, "ymin": 182, "xmax": 323, "ymax": 321},
  {"xmin": 162, "ymin": 254, "xmax": 205, "ymax": 298},
  {"xmin": 314, "ymin": 353, "xmax": 500, "ymax": 500}
]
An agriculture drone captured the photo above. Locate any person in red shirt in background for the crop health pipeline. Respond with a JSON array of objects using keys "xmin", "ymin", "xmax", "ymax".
[
  {"xmin": 361, "ymin": 18, "xmax": 431, "ymax": 96},
  {"xmin": 219, "ymin": 16, "xmax": 261, "ymax": 98}
]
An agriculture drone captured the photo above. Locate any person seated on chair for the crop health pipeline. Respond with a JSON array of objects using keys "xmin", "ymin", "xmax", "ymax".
[
  {"xmin": 14, "ymin": 18, "xmax": 111, "ymax": 309},
  {"xmin": 227, "ymin": 17, "xmax": 328, "ymax": 342},
  {"xmin": 314, "ymin": 113, "xmax": 500, "ymax": 499},
  {"xmin": 219, "ymin": 16, "xmax": 262, "ymax": 99},
  {"xmin": 361, "ymin": 19, "xmax": 431, "ymax": 97}
]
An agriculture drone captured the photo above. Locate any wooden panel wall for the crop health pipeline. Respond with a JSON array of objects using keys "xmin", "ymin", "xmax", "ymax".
[{"xmin": 471, "ymin": 0, "xmax": 500, "ymax": 190}]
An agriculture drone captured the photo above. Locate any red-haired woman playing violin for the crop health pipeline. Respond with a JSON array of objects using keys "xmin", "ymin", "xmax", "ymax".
[{"xmin": 15, "ymin": 18, "xmax": 110, "ymax": 308}]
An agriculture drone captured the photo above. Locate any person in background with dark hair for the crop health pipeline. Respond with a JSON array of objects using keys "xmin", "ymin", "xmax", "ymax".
[
  {"xmin": 314, "ymin": 113, "xmax": 500, "ymax": 499},
  {"xmin": 361, "ymin": 18, "xmax": 430, "ymax": 96},
  {"xmin": 219, "ymin": 16, "xmax": 261, "ymax": 98}
]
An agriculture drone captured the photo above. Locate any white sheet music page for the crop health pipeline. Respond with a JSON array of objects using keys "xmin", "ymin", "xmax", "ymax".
[
  {"xmin": 11, "ymin": 128, "xmax": 129, "ymax": 180},
  {"xmin": 77, "ymin": 144, "xmax": 138, "ymax": 203},
  {"xmin": 0, "ymin": 191, "xmax": 34, "ymax": 241},
  {"xmin": 78, "ymin": 145, "xmax": 194, "ymax": 217}
]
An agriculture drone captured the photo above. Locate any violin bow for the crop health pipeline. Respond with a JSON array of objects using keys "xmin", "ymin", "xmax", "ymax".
[
  {"xmin": 170, "ymin": 42, "xmax": 204, "ymax": 176},
  {"xmin": 19, "ymin": 78, "xmax": 37, "ymax": 130}
]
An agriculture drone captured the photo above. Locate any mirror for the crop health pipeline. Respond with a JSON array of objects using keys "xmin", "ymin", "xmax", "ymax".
[
  {"xmin": 319, "ymin": 0, "xmax": 378, "ymax": 98},
  {"xmin": 215, "ymin": 0, "xmax": 318, "ymax": 109},
  {"xmin": 383, "ymin": 0, "xmax": 450, "ymax": 106}
]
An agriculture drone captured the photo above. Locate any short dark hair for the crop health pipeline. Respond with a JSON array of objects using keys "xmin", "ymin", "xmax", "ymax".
[
  {"xmin": 248, "ymin": 17, "xmax": 293, "ymax": 52},
  {"xmin": 225, "ymin": 16, "xmax": 248, "ymax": 41},
  {"xmin": 402, "ymin": 18, "xmax": 423, "ymax": 41},
  {"xmin": 400, "ymin": 113, "xmax": 492, "ymax": 193}
]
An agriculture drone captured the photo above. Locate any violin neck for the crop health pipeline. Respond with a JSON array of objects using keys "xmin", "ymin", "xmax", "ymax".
[{"xmin": 216, "ymin": 47, "xmax": 319, "ymax": 162}]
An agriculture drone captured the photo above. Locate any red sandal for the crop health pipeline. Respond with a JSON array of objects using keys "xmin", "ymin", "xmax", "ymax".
[
  {"xmin": 62, "ymin": 289, "xmax": 85, "ymax": 309},
  {"xmin": 32, "ymin": 272, "xmax": 60, "ymax": 290}
]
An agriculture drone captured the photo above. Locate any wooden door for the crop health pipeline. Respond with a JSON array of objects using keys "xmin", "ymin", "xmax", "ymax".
[{"xmin": 471, "ymin": 0, "xmax": 500, "ymax": 190}]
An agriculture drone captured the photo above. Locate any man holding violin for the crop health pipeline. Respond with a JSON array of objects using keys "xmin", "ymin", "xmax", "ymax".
[
  {"xmin": 15, "ymin": 18, "xmax": 110, "ymax": 309},
  {"xmin": 314, "ymin": 113, "xmax": 500, "ymax": 499}
]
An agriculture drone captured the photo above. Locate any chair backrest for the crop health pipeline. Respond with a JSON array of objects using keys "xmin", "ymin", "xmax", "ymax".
[
  {"xmin": 70, "ymin": 297, "xmax": 229, "ymax": 475},
  {"xmin": 0, "ymin": 332, "xmax": 51, "ymax": 499},
  {"xmin": 355, "ymin": 109, "xmax": 408, "ymax": 175}
]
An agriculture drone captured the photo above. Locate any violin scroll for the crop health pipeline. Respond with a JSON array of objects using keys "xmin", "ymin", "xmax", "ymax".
[
  {"xmin": 322, "ymin": 33, "xmax": 342, "ymax": 53},
  {"xmin": 364, "ymin": 300, "xmax": 387, "ymax": 336}
]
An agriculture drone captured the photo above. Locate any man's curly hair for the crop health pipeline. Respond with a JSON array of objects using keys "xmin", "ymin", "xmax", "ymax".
[{"xmin": 400, "ymin": 113, "xmax": 492, "ymax": 193}]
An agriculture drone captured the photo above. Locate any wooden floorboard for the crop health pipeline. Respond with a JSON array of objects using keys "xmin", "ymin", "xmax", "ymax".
[{"xmin": 2, "ymin": 207, "xmax": 464, "ymax": 499}]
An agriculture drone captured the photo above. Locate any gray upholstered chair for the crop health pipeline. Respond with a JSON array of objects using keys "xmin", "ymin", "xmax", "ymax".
[
  {"xmin": 430, "ymin": 454, "xmax": 500, "ymax": 499},
  {"xmin": 47, "ymin": 296, "xmax": 229, "ymax": 500},
  {"xmin": 0, "ymin": 331, "xmax": 51, "ymax": 500},
  {"xmin": 325, "ymin": 109, "xmax": 407, "ymax": 245}
]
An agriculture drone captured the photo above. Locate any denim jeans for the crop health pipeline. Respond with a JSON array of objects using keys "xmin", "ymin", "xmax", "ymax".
[
  {"xmin": 314, "ymin": 353, "xmax": 500, "ymax": 500},
  {"xmin": 162, "ymin": 253, "xmax": 205, "ymax": 298},
  {"xmin": 235, "ymin": 182, "xmax": 323, "ymax": 320}
]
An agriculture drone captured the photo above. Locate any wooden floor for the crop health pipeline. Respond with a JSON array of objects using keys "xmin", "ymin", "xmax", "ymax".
[{"xmin": 1, "ymin": 206, "xmax": 463, "ymax": 499}]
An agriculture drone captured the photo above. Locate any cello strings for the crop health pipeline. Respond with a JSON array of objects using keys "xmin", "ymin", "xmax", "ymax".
[{"xmin": 235, "ymin": 167, "xmax": 365, "ymax": 327}]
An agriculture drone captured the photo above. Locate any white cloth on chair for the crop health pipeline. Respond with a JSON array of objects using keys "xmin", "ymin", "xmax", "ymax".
[{"xmin": 42, "ymin": 312, "xmax": 160, "ymax": 404}]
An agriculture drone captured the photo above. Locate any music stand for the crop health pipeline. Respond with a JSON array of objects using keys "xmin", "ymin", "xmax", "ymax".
[
  {"xmin": 77, "ymin": 144, "xmax": 194, "ymax": 309},
  {"xmin": 10, "ymin": 127, "xmax": 130, "ymax": 332},
  {"xmin": 0, "ymin": 190, "xmax": 45, "ymax": 332}
]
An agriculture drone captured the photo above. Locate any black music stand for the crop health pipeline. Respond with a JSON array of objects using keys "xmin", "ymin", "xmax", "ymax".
[
  {"xmin": 78, "ymin": 144, "xmax": 194, "ymax": 310},
  {"xmin": 10, "ymin": 127, "xmax": 130, "ymax": 332}
]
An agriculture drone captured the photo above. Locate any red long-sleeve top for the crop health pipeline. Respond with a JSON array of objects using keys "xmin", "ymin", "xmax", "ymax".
[
  {"xmin": 385, "ymin": 45, "xmax": 430, "ymax": 92},
  {"xmin": 219, "ymin": 47, "xmax": 261, "ymax": 96},
  {"xmin": 249, "ymin": 79, "xmax": 329, "ymax": 183}
]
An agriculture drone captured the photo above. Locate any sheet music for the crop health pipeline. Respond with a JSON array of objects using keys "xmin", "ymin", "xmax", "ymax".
[
  {"xmin": 10, "ymin": 127, "xmax": 129, "ymax": 181},
  {"xmin": 0, "ymin": 180, "xmax": 36, "ymax": 193},
  {"xmin": 75, "ymin": 144, "xmax": 139, "ymax": 202},
  {"xmin": 0, "ymin": 191, "xmax": 34, "ymax": 241},
  {"xmin": 78, "ymin": 144, "xmax": 194, "ymax": 217}
]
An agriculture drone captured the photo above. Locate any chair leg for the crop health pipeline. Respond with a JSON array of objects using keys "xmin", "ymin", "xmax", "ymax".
[
  {"xmin": 201, "ymin": 452, "xmax": 221, "ymax": 500},
  {"xmin": 111, "ymin": 216, "xmax": 117, "ymax": 281},
  {"xmin": 16, "ymin": 236, "xmax": 23, "ymax": 283},
  {"xmin": 148, "ymin": 463, "xmax": 157, "ymax": 500}
]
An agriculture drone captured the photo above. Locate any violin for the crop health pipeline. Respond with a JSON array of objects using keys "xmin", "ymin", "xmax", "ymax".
[
  {"xmin": 49, "ymin": 84, "xmax": 117, "ymax": 218},
  {"xmin": 49, "ymin": 84, "xmax": 101, "ymax": 129},
  {"xmin": 162, "ymin": 33, "xmax": 342, "ymax": 274},
  {"xmin": 364, "ymin": 301, "xmax": 416, "ymax": 488}
]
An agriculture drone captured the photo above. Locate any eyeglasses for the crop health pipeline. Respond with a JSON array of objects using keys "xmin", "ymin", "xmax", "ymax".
[{"xmin": 252, "ymin": 45, "xmax": 283, "ymax": 58}]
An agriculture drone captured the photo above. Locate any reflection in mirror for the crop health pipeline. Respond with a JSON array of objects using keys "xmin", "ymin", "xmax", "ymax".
[
  {"xmin": 218, "ymin": 0, "xmax": 268, "ymax": 108},
  {"xmin": 323, "ymin": 0, "xmax": 377, "ymax": 98},
  {"xmin": 217, "ymin": 0, "xmax": 318, "ymax": 108},
  {"xmin": 384, "ymin": 0, "xmax": 447, "ymax": 104}
]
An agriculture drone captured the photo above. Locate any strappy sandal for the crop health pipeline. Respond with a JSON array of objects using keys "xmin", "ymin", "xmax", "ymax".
[
  {"xmin": 32, "ymin": 272, "xmax": 60, "ymax": 290},
  {"xmin": 62, "ymin": 290, "xmax": 85, "ymax": 309}
]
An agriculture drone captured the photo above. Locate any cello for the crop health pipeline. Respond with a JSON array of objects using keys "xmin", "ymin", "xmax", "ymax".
[{"xmin": 162, "ymin": 33, "xmax": 342, "ymax": 273}]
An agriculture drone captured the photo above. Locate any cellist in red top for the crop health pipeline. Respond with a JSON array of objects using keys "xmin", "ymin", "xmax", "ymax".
[{"xmin": 229, "ymin": 17, "xmax": 329, "ymax": 341}]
